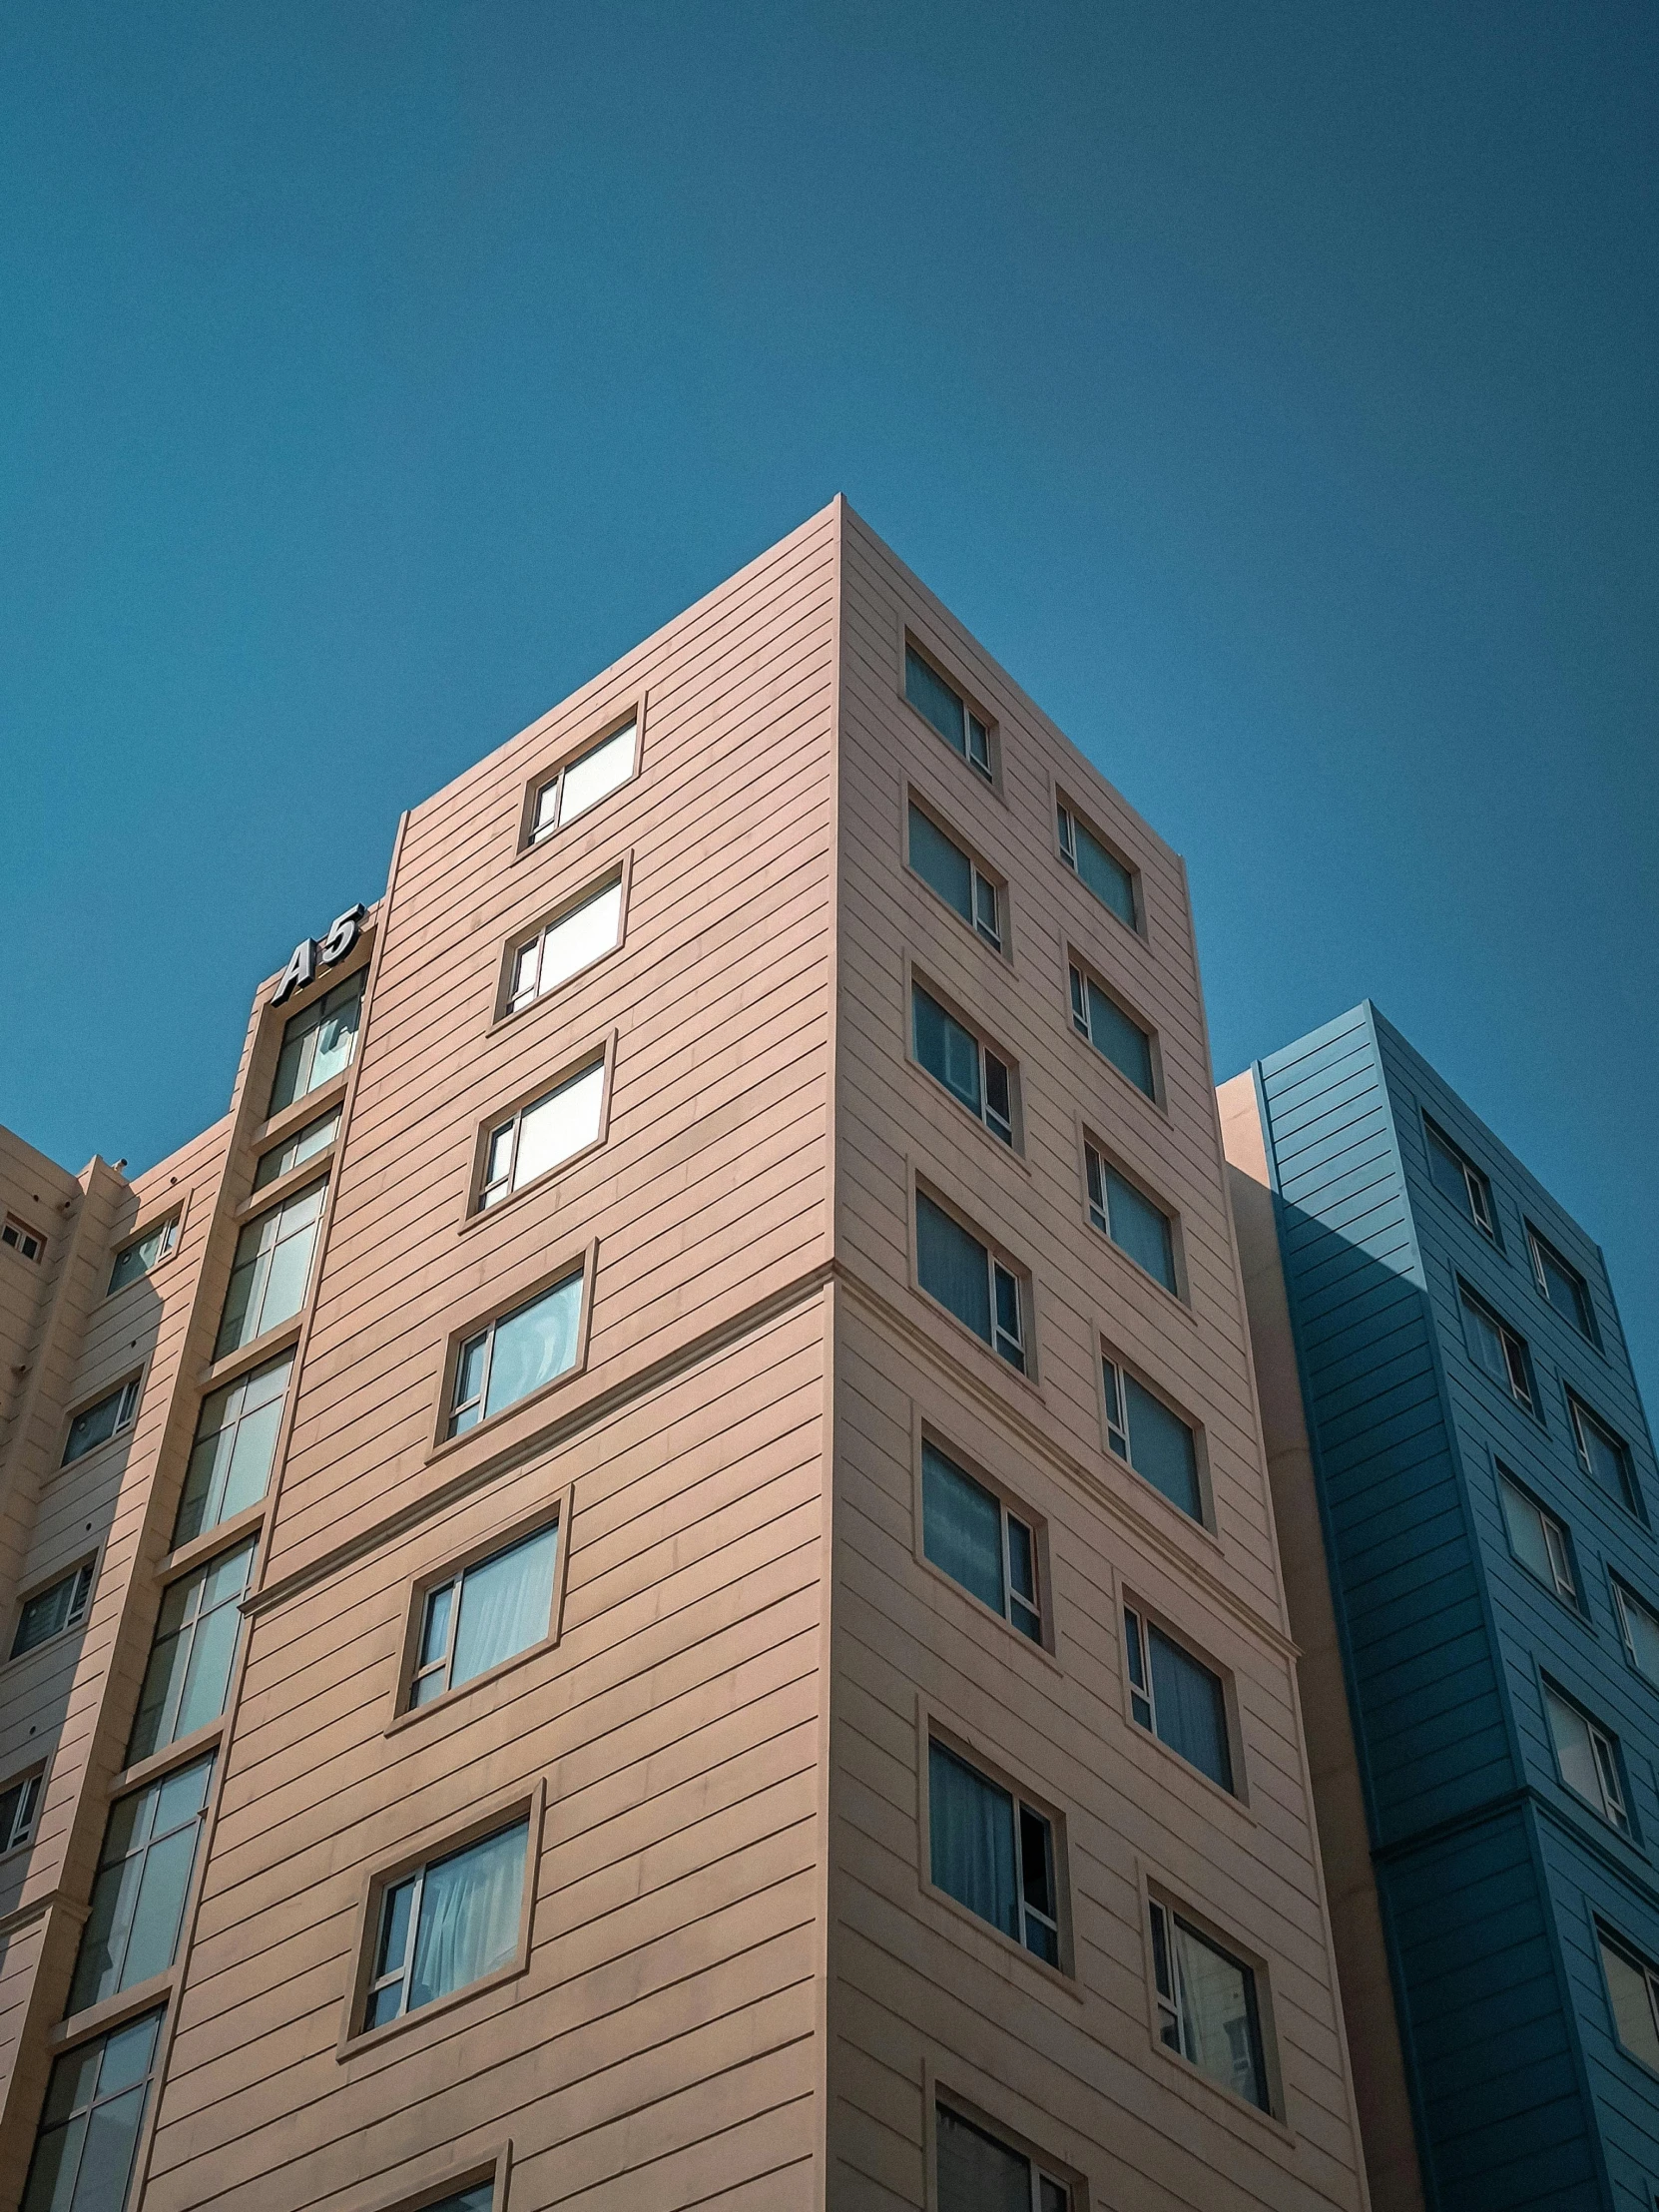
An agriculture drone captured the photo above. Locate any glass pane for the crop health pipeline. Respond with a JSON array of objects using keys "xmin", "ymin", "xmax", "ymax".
[
  {"xmin": 928, "ymin": 1742, "xmax": 1017, "ymax": 1940},
  {"xmin": 535, "ymin": 880, "xmax": 623, "ymax": 995},
  {"xmin": 531, "ymin": 775, "xmax": 561, "ymax": 838},
  {"xmin": 1148, "ymin": 1625, "xmax": 1233, "ymax": 1791},
  {"xmin": 14, "ymin": 1573, "xmax": 82, "ymax": 1656},
  {"xmin": 1621, "ymin": 1589, "xmax": 1659, "ymax": 1683},
  {"xmin": 482, "ymin": 1273, "xmax": 583, "ymax": 1420},
  {"xmin": 20, "ymin": 2111, "xmax": 87, "ymax": 2212},
  {"xmin": 64, "ymin": 1386, "xmax": 133, "ymax": 1466},
  {"xmin": 407, "ymin": 1821, "xmax": 529, "ymax": 2010},
  {"xmin": 915, "ymin": 1196, "xmax": 991, "ymax": 1345},
  {"xmin": 1576, "ymin": 1405, "xmax": 1631, "ymax": 1505},
  {"xmin": 420, "ymin": 1583, "xmax": 454, "ymax": 1671},
  {"xmin": 1425, "ymin": 1125, "xmax": 1475, "ymax": 1217},
  {"xmin": 450, "ymin": 1525, "xmax": 558, "ymax": 1688},
  {"xmin": 1123, "ymin": 1378, "xmax": 1201, "ymax": 1519},
  {"xmin": 1083, "ymin": 979, "xmax": 1154, "ymax": 1096},
  {"xmin": 376, "ymin": 1876, "xmax": 416, "ymax": 1979},
  {"xmin": 905, "ymin": 646, "xmax": 966, "ymax": 756},
  {"xmin": 1104, "ymin": 1168, "xmax": 1176, "ymax": 1292},
  {"xmin": 171, "ymin": 1597, "xmax": 243, "ymax": 1742},
  {"xmin": 1602, "ymin": 1941, "xmax": 1659, "ymax": 2069},
  {"xmin": 246, "ymin": 1211, "xmax": 319, "ymax": 1339},
  {"xmin": 912, "ymin": 988, "xmax": 981, "ymax": 1117},
  {"xmin": 1498, "ymin": 1478, "xmax": 1557, "ymax": 1590},
  {"xmin": 512, "ymin": 1061, "xmax": 606, "ymax": 1189},
  {"xmin": 559, "ymin": 721, "xmax": 636, "ymax": 824},
  {"xmin": 1006, "ymin": 1517, "xmax": 1035, "ymax": 1607},
  {"xmin": 452, "ymin": 1334, "xmax": 488, "ymax": 1417},
  {"xmin": 308, "ymin": 974, "xmax": 363, "ymax": 1089},
  {"xmin": 921, "ymin": 1445, "xmax": 1005, "ymax": 1615},
  {"xmin": 68, "ymin": 2081, "xmax": 149, "ymax": 2212},
  {"xmin": 1171, "ymin": 1918, "xmax": 1266, "ymax": 2107},
  {"xmin": 935, "ymin": 2104, "xmax": 1031, "ymax": 2212},
  {"xmin": 1071, "ymin": 818, "xmax": 1136, "ymax": 926},
  {"xmin": 117, "ymin": 1820, "xmax": 198, "ymax": 1988},
  {"xmin": 1545, "ymin": 1689, "xmax": 1604, "ymax": 1808},
  {"xmin": 109, "ymin": 1222, "xmax": 171, "ymax": 1295},
  {"xmin": 907, "ymin": 806, "xmax": 973, "ymax": 925},
  {"xmin": 426, "ymin": 2190, "xmax": 497, "ymax": 2212}
]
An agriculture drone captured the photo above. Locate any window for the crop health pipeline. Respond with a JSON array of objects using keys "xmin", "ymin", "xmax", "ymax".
[
  {"xmin": 0, "ymin": 1770, "xmax": 41, "ymax": 1853},
  {"xmin": 1601, "ymin": 1932, "xmax": 1659, "ymax": 2073},
  {"xmin": 409, "ymin": 1523, "xmax": 559, "ymax": 1708},
  {"xmin": 1496, "ymin": 1470, "xmax": 1576, "ymax": 1604},
  {"xmin": 906, "ymin": 802, "xmax": 1002, "ymax": 949},
  {"xmin": 927, "ymin": 1739, "xmax": 1058, "ymax": 1966},
  {"xmin": 2, "ymin": 1215, "xmax": 45, "ymax": 1263},
  {"xmin": 448, "ymin": 1268, "xmax": 584, "ymax": 1436},
  {"xmin": 936, "ymin": 2105, "xmax": 1070, "ymax": 2212},
  {"xmin": 905, "ymin": 644, "xmax": 991, "ymax": 780},
  {"xmin": 1103, "ymin": 1356, "xmax": 1202, "ymax": 1521},
  {"xmin": 173, "ymin": 1353, "xmax": 291, "ymax": 1548},
  {"xmin": 214, "ymin": 1180, "xmax": 325, "ymax": 1357},
  {"xmin": 530, "ymin": 718, "xmax": 638, "ymax": 842},
  {"xmin": 1424, "ymin": 1117, "xmax": 1495, "ymax": 1237},
  {"xmin": 477, "ymin": 1057, "xmax": 606, "ymax": 1211},
  {"xmin": 911, "ymin": 985, "xmax": 1013, "ymax": 1145},
  {"xmin": 364, "ymin": 1818, "xmax": 529, "ymax": 2030},
  {"xmin": 506, "ymin": 873, "xmax": 623, "ymax": 1015},
  {"xmin": 268, "ymin": 968, "xmax": 363, "ymax": 1116},
  {"xmin": 11, "ymin": 1564, "xmax": 94, "ymax": 1658},
  {"xmin": 1069, "ymin": 962, "xmax": 1154, "ymax": 1097},
  {"xmin": 915, "ymin": 1193, "xmax": 1026, "ymax": 1373},
  {"xmin": 1543, "ymin": 1684, "xmax": 1630, "ymax": 1835},
  {"xmin": 1056, "ymin": 802, "xmax": 1137, "ymax": 929},
  {"xmin": 62, "ymin": 1380, "xmax": 140, "ymax": 1466},
  {"xmin": 1614, "ymin": 1582, "xmax": 1659, "ymax": 1688},
  {"xmin": 1086, "ymin": 1147, "xmax": 1178, "ymax": 1296},
  {"xmin": 68, "ymin": 1754, "xmax": 216, "ymax": 2013},
  {"xmin": 108, "ymin": 1218, "xmax": 178, "ymax": 1295},
  {"xmin": 1526, "ymin": 1226, "xmax": 1596, "ymax": 1339},
  {"xmin": 421, "ymin": 2191, "xmax": 495, "ymax": 2212},
  {"xmin": 1124, "ymin": 1607, "xmax": 1233, "ymax": 1792},
  {"xmin": 1568, "ymin": 1392, "xmax": 1638, "ymax": 1513},
  {"xmin": 253, "ymin": 1105, "xmax": 340, "ymax": 1191},
  {"xmin": 126, "ymin": 1538, "xmax": 257, "ymax": 1766},
  {"xmin": 1459, "ymin": 1287, "xmax": 1535, "ymax": 1412},
  {"xmin": 921, "ymin": 1442, "xmax": 1041, "ymax": 1641},
  {"xmin": 1149, "ymin": 1899, "xmax": 1270, "ymax": 2111},
  {"xmin": 20, "ymin": 2008, "xmax": 164, "ymax": 2212}
]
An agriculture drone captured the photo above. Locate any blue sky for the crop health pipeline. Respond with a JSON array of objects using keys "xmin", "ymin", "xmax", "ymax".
[{"xmin": 2, "ymin": 3, "xmax": 1654, "ymax": 1400}]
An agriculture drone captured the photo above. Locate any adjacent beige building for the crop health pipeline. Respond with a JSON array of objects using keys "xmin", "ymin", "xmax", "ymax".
[{"xmin": 0, "ymin": 500, "xmax": 1371, "ymax": 2211}]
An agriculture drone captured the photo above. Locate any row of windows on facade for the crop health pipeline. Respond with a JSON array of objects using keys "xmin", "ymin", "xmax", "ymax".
[
  {"xmin": 1425, "ymin": 1112, "xmax": 1604, "ymax": 1347},
  {"xmin": 1456, "ymin": 1275, "xmax": 1639, "ymax": 1516}
]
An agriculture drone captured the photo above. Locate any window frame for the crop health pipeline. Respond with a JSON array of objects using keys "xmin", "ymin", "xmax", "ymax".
[
  {"xmin": 106, "ymin": 1210, "xmax": 182, "ymax": 1298},
  {"xmin": 1099, "ymin": 1344, "xmax": 1211, "ymax": 1529},
  {"xmin": 1494, "ymin": 1464, "xmax": 1579, "ymax": 1609},
  {"xmin": 21, "ymin": 2007, "xmax": 166, "ymax": 2212},
  {"xmin": 1526, "ymin": 1222, "xmax": 1599, "ymax": 1344},
  {"xmin": 125, "ymin": 1534, "xmax": 259, "ymax": 1769},
  {"xmin": 67, "ymin": 1749, "xmax": 219, "ymax": 2017},
  {"xmin": 465, "ymin": 1034, "xmax": 616, "ymax": 1223},
  {"xmin": 906, "ymin": 966, "xmax": 1020, "ymax": 1152},
  {"xmin": 1144, "ymin": 1885, "xmax": 1278, "ymax": 2118},
  {"xmin": 351, "ymin": 2152, "xmax": 513, "ymax": 2212},
  {"xmin": 1612, "ymin": 1577, "xmax": 1659, "ymax": 1691},
  {"xmin": 1083, "ymin": 1137, "xmax": 1184, "ymax": 1302},
  {"xmin": 1054, "ymin": 794, "xmax": 1142, "ymax": 936},
  {"xmin": 518, "ymin": 697, "xmax": 644, "ymax": 852},
  {"xmin": 496, "ymin": 857, "xmax": 630, "ymax": 1024},
  {"xmin": 929, "ymin": 2091, "xmax": 1080, "ymax": 2212},
  {"xmin": 60, "ymin": 1375, "xmax": 143, "ymax": 1468},
  {"xmin": 252, "ymin": 1104, "xmax": 341, "ymax": 1194},
  {"xmin": 266, "ymin": 962, "xmax": 366, "ymax": 1119},
  {"xmin": 911, "ymin": 1180, "xmax": 1034, "ymax": 1380},
  {"xmin": 9, "ymin": 1558, "xmax": 97, "ymax": 1661},
  {"xmin": 1422, "ymin": 1114, "xmax": 1497, "ymax": 1240},
  {"xmin": 904, "ymin": 789, "xmax": 1008, "ymax": 959},
  {"xmin": 2, "ymin": 1214, "xmax": 47, "ymax": 1264},
  {"xmin": 1066, "ymin": 951, "xmax": 1161, "ymax": 1106},
  {"xmin": 1598, "ymin": 1926, "xmax": 1659, "ymax": 2079},
  {"xmin": 919, "ymin": 1717, "xmax": 1069, "ymax": 1978},
  {"xmin": 1456, "ymin": 1280, "xmax": 1538, "ymax": 1415},
  {"xmin": 172, "ymin": 1350, "xmax": 293, "ymax": 1550},
  {"xmin": 1541, "ymin": 1677, "xmax": 1634, "ymax": 1837},
  {"xmin": 0, "ymin": 1764, "xmax": 44, "ymax": 1855},
  {"xmin": 1122, "ymin": 1598, "xmax": 1241, "ymax": 1799},
  {"xmin": 433, "ymin": 1247, "xmax": 596, "ymax": 1452},
  {"xmin": 914, "ymin": 1429, "xmax": 1050, "ymax": 1653},
  {"xmin": 340, "ymin": 1785, "xmax": 543, "ymax": 2054},
  {"xmin": 214, "ymin": 1177, "xmax": 328, "ymax": 1360},
  {"xmin": 391, "ymin": 1490, "xmax": 573, "ymax": 1729},
  {"xmin": 1566, "ymin": 1388, "xmax": 1640, "ymax": 1516},
  {"xmin": 901, "ymin": 633, "xmax": 997, "ymax": 787}
]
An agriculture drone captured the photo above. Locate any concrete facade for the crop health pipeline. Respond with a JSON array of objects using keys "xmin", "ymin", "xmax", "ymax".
[{"xmin": 0, "ymin": 501, "xmax": 1368, "ymax": 2211}]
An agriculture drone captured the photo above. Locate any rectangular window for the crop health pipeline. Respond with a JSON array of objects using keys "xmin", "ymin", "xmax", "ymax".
[
  {"xmin": 1458, "ymin": 1286, "xmax": 1535, "ymax": 1411},
  {"xmin": 506, "ymin": 873, "xmax": 623, "ymax": 1015},
  {"xmin": 1069, "ymin": 962, "xmax": 1154, "ymax": 1097},
  {"xmin": 364, "ymin": 1818, "xmax": 529, "ymax": 2030},
  {"xmin": 927, "ymin": 1739, "xmax": 1058, "ymax": 1966},
  {"xmin": 1568, "ymin": 1392, "xmax": 1638, "ymax": 1512},
  {"xmin": 126, "ymin": 1538, "xmax": 257, "ymax": 1767},
  {"xmin": 1424, "ymin": 1116, "xmax": 1495, "ymax": 1237},
  {"xmin": 68, "ymin": 1754, "xmax": 216, "ymax": 2014},
  {"xmin": 1124, "ymin": 1607, "xmax": 1233, "ymax": 1792},
  {"xmin": 1149, "ymin": 1899, "xmax": 1270, "ymax": 2110},
  {"xmin": 1543, "ymin": 1684, "xmax": 1630, "ymax": 1835},
  {"xmin": 1103, "ymin": 1356, "xmax": 1202, "ymax": 1521},
  {"xmin": 921, "ymin": 1442, "xmax": 1041, "ymax": 1641},
  {"xmin": 936, "ymin": 2105, "xmax": 1070, "ymax": 2212},
  {"xmin": 1496, "ymin": 1470, "xmax": 1576, "ymax": 1603},
  {"xmin": 905, "ymin": 644, "xmax": 992, "ymax": 780},
  {"xmin": 915, "ymin": 1193, "xmax": 1026, "ymax": 1373},
  {"xmin": 215, "ymin": 1181, "xmax": 326, "ymax": 1357},
  {"xmin": 1614, "ymin": 1581, "xmax": 1659, "ymax": 1687},
  {"xmin": 253, "ymin": 1105, "xmax": 340, "ymax": 1191},
  {"xmin": 530, "ymin": 718, "xmax": 638, "ymax": 843},
  {"xmin": 268, "ymin": 968, "xmax": 363, "ymax": 1117},
  {"xmin": 21, "ymin": 2008, "xmax": 164, "ymax": 2212},
  {"xmin": 62, "ymin": 1380, "xmax": 140, "ymax": 1467},
  {"xmin": 1601, "ymin": 1932, "xmax": 1659, "ymax": 2073},
  {"xmin": 911, "ymin": 985, "xmax": 1014, "ymax": 1145},
  {"xmin": 1057, "ymin": 802, "xmax": 1137, "ymax": 929},
  {"xmin": 422, "ymin": 2192, "xmax": 495, "ymax": 2212},
  {"xmin": 906, "ymin": 802, "xmax": 1002, "ymax": 949},
  {"xmin": 0, "ymin": 1770, "xmax": 42, "ymax": 1853},
  {"xmin": 409, "ymin": 1523, "xmax": 559, "ymax": 1708},
  {"xmin": 173, "ymin": 1353, "xmax": 291, "ymax": 1548},
  {"xmin": 2, "ymin": 1215, "xmax": 45, "ymax": 1263},
  {"xmin": 108, "ymin": 1218, "xmax": 178, "ymax": 1296},
  {"xmin": 1527, "ymin": 1226, "xmax": 1595, "ymax": 1340},
  {"xmin": 477, "ymin": 1057, "xmax": 606, "ymax": 1211},
  {"xmin": 448, "ymin": 1269, "xmax": 584, "ymax": 1436},
  {"xmin": 1086, "ymin": 1146, "xmax": 1178, "ymax": 1295},
  {"xmin": 11, "ymin": 1564, "xmax": 95, "ymax": 1658}
]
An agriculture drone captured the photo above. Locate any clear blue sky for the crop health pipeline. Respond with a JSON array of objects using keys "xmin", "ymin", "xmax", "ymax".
[{"xmin": 2, "ymin": 3, "xmax": 1654, "ymax": 1401}]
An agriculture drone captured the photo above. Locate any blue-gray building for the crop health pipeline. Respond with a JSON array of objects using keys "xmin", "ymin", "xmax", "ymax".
[{"xmin": 1223, "ymin": 1003, "xmax": 1659, "ymax": 2212}]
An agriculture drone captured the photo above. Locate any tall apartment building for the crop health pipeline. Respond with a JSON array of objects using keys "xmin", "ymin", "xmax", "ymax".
[
  {"xmin": 1222, "ymin": 1005, "xmax": 1659, "ymax": 2212},
  {"xmin": 0, "ymin": 500, "xmax": 1370, "ymax": 2212}
]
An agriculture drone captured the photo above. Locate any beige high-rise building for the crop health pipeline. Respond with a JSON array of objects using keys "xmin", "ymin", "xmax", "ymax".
[{"xmin": 0, "ymin": 501, "xmax": 1370, "ymax": 2212}]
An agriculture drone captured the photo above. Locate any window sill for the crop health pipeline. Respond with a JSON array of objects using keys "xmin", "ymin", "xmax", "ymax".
[
  {"xmin": 110, "ymin": 1719, "xmax": 226, "ymax": 1800},
  {"xmin": 385, "ymin": 1631, "xmax": 562, "ymax": 1737},
  {"xmin": 1068, "ymin": 1020, "xmax": 1172, "ymax": 1127},
  {"xmin": 901, "ymin": 859, "xmax": 1015, "ymax": 969},
  {"xmin": 161, "ymin": 1499, "xmax": 270, "ymax": 1584},
  {"xmin": 100, "ymin": 1239, "xmax": 188, "ymax": 1309},
  {"xmin": 423, "ymin": 1356, "xmax": 588, "ymax": 1469},
  {"xmin": 1108, "ymin": 1454, "xmax": 1224, "ymax": 1553},
  {"xmin": 917, "ymin": 1879, "xmax": 1080, "ymax": 2000},
  {"xmin": 257, "ymin": 1072, "xmax": 349, "ymax": 1153},
  {"xmin": 456, "ymin": 1134, "xmax": 607, "ymax": 1238},
  {"xmin": 900, "ymin": 697, "xmax": 1005, "ymax": 806},
  {"xmin": 1147, "ymin": 2035, "xmax": 1296, "ymax": 2146},
  {"xmin": 1085, "ymin": 1217, "xmax": 1195, "ymax": 1324},
  {"xmin": 905, "ymin": 1065, "xmax": 1032, "ymax": 1179},
  {"xmin": 913, "ymin": 1552, "xmax": 1062, "ymax": 1677},
  {"xmin": 53, "ymin": 1420, "xmax": 140, "ymax": 1484},
  {"xmin": 50, "ymin": 1968, "xmax": 176, "ymax": 2051},
  {"xmin": 199, "ymin": 1316, "xmax": 303, "ymax": 1392},
  {"xmin": 483, "ymin": 937, "xmax": 627, "ymax": 1039},
  {"xmin": 337, "ymin": 1953, "xmax": 527, "ymax": 2061},
  {"xmin": 1127, "ymin": 1719, "xmax": 1253, "ymax": 1824},
  {"xmin": 909, "ymin": 1284, "xmax": 1043, "ymax": 1400}
]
